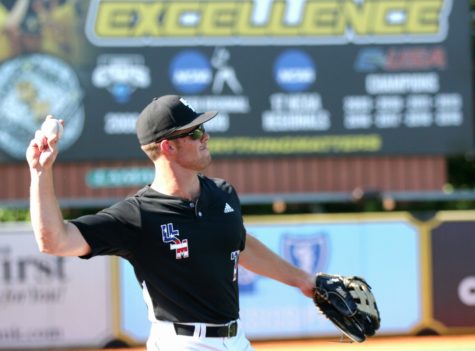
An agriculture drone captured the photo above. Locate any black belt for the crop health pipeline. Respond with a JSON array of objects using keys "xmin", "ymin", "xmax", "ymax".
[{"xmin": 173, "ymin": 321, "xmax": 238, "ymax": 338}]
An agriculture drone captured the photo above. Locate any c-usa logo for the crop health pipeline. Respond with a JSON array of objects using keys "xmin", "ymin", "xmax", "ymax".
[{"xmin": 281, "ymin": 233, "xmax": 328, "ymax": 274}]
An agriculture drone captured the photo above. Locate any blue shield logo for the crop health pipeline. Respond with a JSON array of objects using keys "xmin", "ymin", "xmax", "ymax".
[{"xmin": 281, "ymin": 233, "xmax": 328, "ymax": 274}]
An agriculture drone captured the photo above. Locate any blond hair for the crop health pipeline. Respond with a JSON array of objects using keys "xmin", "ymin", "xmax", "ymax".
[{"xmin": 140, "ymin": 142, "xmax": 161, "ymax": 161}]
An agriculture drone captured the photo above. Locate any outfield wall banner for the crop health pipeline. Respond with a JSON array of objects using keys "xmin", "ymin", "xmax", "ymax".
[
  {"xmin": 431, "ymin": 220, "xmax": 475, "ymax": 330},
  {"xmin": 118, "ymin": 215, "xmax": 421, "ymax": 342},
  {"xmin": 0, "ymin": 0, "xmax": 472, "ymax": 162},
  {"xmin": 0, "ymin": 224, "xmax": 114, "ymax": 349}
]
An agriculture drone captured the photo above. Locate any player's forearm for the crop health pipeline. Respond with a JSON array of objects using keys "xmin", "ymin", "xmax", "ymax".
[
  {"xmin": 29, "ymin": 169, "xmax": 67, "ymax": 254},
  {"xmin": 240, "ymin": 233, "xmax": 310, "ymax": 288}
]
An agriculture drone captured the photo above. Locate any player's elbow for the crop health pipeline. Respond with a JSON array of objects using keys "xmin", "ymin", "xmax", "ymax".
[
  {"xmin": 37, "ymin": 240, "xmax": 60, "ymax": 255},
  {"xmin": 34, "ymin": 229, "xmax": 62, "ymax": 255},
  {"xmin": 34, "ymin": 224, "xmax": 90, "ymax": 257}
]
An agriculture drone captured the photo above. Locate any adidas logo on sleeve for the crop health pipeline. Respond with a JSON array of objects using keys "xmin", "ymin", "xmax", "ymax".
[{"xmin": 224, "ymin": 203, "xmax": 234, "ymax": 213}]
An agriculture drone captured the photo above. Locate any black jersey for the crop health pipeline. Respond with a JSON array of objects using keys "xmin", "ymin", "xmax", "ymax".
[{"xmin": 71, "ymin": 175, "xmax": 246, "ymax": 324}]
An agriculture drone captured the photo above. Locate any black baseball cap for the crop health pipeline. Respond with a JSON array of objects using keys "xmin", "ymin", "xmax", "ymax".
[{"xmin": 136, "ymin": 95, "xmax": 218, "ymax": 145}]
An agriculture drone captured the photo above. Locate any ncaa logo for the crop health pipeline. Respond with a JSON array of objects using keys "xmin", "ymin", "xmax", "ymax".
[
  {"xmin": 281, "ymin": 233, "xmax": 328, "ymax": 274},
  {"xmin": 273, "ymin": 49, "xmax": 316, "ymax": 92},
  {"xmin": 170, "ymin": 48, "xmax": 242, "ymax": 95},
  {"xmin": 169, "ymin": 50, "xmax": 212, "ymax": 94}
]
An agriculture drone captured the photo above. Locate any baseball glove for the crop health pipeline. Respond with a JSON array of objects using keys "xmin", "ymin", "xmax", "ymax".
[{"xmin": 313, "ymin": 273, "xmax": 381, "ymax": 343}]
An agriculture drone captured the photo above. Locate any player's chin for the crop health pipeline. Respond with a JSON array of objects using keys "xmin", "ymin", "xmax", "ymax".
[{"xmin": 200, "ymin": 152, "xmax": 212, "ymax": 169}]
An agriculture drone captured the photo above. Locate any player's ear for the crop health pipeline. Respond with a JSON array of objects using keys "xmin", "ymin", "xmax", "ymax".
[{"xmin": 160, "ymin": 140, "xmax": 176, "ymax": 155}]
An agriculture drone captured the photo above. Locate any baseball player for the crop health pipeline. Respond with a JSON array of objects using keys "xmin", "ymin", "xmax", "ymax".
[{"xmin": 27, "ymin": 95, "xmax": 316, "ymax": 351}]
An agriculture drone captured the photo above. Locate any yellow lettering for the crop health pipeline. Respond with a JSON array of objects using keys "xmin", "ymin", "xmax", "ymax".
[
  {"xmin": 372, "ymin": 1, "xmax": 407, "ymax": 35},
  {"xmin": 209, "ymin": 135, "xmax": 382, "ymax": 154},
  {"xmin": 201, "ymin": 2, "xmax": 237, "ymax": 36},
  {"xmin": 90, "ymin": 0, "xmax": 449, "ymax": 45},
  {"xmin": 302, "ymin": 1, "xmax": 342, "ymax": 36},
  {"xmin": 96, "ymin": 3, "xmax": 138, "ymax": 36},
  {"xmin": 95, "ymin": 2, "xmax": 164, "ymax": 37},
  {"xmin": 235, "ymin": 1, "xmax": 268, "ymax": 36},
  {"xmin": 163, "ymin": 2, "xmax": 200, "ymax": 36},
  {"xmin": 133, "ymin": 3, "xmax": 163, "ymax": 36},
  {"xmin": 408, "ymin": 0, "xmax": 443, "ymax": 34},
  {"xmin": 342, "ymin": 0, "xmax": 373, "ymax": 36},
  {"xmin": 268, "ymin": 1, "xmax": 299, "ymax": 35}
]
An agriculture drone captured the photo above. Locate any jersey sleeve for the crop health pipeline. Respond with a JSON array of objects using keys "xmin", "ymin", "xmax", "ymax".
[
  {"xmin": 70, "ymin": 198, "xmax": 141, "ymax": 259},
  {"xmin": 212, "ymin": 177, "xmax": 247, "ymax": 251},
  {"xmin": 229, "ymin": 183, "xmax": 247, "ymax": 251}
]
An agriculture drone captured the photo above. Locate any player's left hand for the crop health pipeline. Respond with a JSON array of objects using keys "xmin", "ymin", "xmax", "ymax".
[
  {"xmin": 312, "ymin": 273, "xmax": 380, "ymax": 342},
  {"xmin": 297, "ymin": 272, "xmax": 317, "ymax": 298}
]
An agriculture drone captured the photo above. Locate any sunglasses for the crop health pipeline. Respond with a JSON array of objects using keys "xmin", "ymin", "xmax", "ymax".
[{"xmin": 164, "ymin": 124, "xmax": 206, "ymax": 141}]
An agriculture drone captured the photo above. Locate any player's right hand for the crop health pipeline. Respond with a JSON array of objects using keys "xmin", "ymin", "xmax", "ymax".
[{"xmin": 26, "ymin": 115, "xmax": 62, "ymax": 171}]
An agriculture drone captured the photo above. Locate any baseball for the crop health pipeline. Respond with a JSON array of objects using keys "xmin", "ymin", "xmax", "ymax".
[{"xmin": 41, "ymin": 118, "xmax": 63, "ymax": 140}]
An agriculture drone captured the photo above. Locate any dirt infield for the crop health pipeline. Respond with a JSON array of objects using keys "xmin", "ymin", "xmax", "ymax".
[
  {"xmin": 92, "ymin": 335, "xmax": 475, "ymax": 351},
  {"xmin": 251, "ymin": 335, "xmax": 475, "ymax": 351}
]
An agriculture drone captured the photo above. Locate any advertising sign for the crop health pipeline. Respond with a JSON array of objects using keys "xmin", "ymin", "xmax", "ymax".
[
  {"xmin": 119, "ymin": 215, "xmax": 422, "ymax": 342},
  {"xmin": 431, "ymin": 220, "xmax": 475, "ymax": 329},
  {"xmin": 0, "ymin": 224, "xmax": 114, "ymax": 349},
  {"xmin": 0, "ymin": 0, "xmax": 471, "ymax": 161}
]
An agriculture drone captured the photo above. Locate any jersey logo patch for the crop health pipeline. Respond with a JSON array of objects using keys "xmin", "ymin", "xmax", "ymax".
[
  {"xmin": 170, "ymin": 239, "xmax": 189, "ymax": 259},
  {"xmin": 230, "ymin": 250, "xmax": 240, "ymax": 282},
  {"xmin": 224, "ymin": 203, "xmax": 234, "ymax": 213},
  {"xmin": 161, "ymin": 223, "xmax": 189, "ymax": 259}
]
